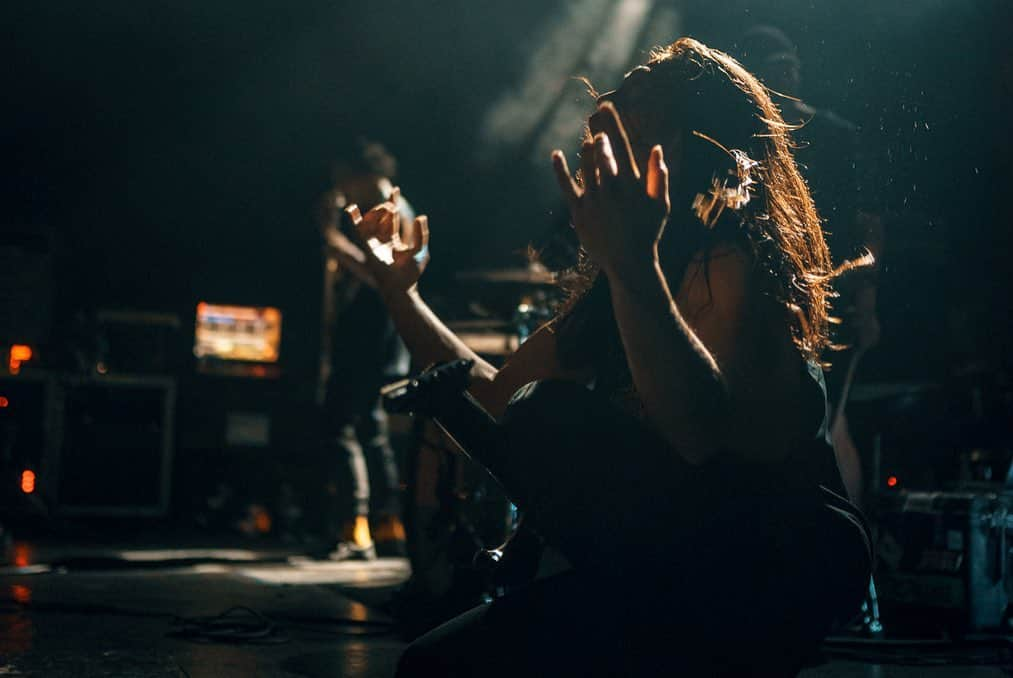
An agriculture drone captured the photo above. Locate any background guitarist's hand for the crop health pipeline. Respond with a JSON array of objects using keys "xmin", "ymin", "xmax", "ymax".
[{"xmin": 343, "ymin": 187, "xmax": 430, "ymax": 296}]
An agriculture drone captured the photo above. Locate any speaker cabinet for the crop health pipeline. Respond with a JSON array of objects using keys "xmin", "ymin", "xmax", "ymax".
[{"xmin": 51, "ymin": 375, "xmax": 175, "ymax": 516}]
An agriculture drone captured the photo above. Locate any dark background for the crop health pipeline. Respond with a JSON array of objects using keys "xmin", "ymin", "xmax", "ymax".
[{"xmin": 3, "ymin": 0, "xmax": 1010, "ymax": 389}]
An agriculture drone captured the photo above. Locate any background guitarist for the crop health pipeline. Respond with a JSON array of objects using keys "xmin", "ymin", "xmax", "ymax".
[{"xmin": 317, "ymin": 139, "xmax": 411, "ymax": 560}]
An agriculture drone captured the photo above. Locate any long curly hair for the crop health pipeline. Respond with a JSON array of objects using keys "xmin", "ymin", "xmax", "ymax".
[{"xmin": 556, "ymin": 37, "xmax": 846, "ymax": 366}]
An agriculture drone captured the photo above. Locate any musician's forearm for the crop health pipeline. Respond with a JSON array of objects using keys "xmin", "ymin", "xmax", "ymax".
[
  {"xmin": 380, "ymin": 286, "xmax": 498, "ymax": 383},
  {"xmin": 608, "ymin": 261, "xmax": 729, "ymax": 463}
]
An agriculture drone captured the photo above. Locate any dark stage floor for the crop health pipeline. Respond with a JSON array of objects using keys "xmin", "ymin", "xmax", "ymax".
[{"xmin": 1, "ymin": 539, "xmax": 1011, "ymax": 677}]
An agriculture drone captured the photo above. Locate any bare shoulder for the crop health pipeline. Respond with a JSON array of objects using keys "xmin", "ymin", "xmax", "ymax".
[
  {"xmin": 677, "ymin": 241, "xmax": 755, "ymax": 309},
  {"xmin": 673, "ymin": 242, "xmax": 756, "ymax": 368}
]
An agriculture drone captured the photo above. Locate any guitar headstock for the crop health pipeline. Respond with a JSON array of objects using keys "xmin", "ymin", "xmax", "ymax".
[{"xmin": 381, "ymin": 359, "xmax": 475, "ymax": 415}]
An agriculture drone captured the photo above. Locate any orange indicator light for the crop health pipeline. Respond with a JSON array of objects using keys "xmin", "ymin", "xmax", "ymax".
[
  {"xmin": 9, "ymin": 345, "xmax": 33, "ymax": 375},
  {"xmin": 10, "ymin": 345, "xmax": 32, "ymax": 361},
  {"xmin": 20, "ymin": 469, "xmax": 36, "ymax": 494}
]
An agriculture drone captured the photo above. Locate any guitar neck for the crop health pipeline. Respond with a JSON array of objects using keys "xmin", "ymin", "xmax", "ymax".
[
  {"xmin": 429, "ymin": 391, "xmax": 510, "ymax": 473},
  {"xmin": 383, "ymin": 360, "xmax": 512, "ymax": 486}
]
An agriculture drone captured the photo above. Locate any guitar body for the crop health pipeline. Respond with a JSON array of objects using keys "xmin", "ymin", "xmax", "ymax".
[{"xmin": 385, "ymin": 363, "xmax": 680, "ymax": 579}]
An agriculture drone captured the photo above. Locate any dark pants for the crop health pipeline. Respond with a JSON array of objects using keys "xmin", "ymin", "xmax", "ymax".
[
  {"xmin": 397, "ymin": 380, "xmax": 871, "ymax": 677},
  {"xmin": 325, "ymin": 381, "xmax": 401, "ymax": 522}
]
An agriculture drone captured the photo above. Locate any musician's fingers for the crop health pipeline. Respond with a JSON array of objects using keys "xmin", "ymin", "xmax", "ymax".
[
  {"xmin": 418, "ymin": 215, "xmax": 429, "ymax": 250},
  {"xmin": 378, "ymin": 207, "xmax": 398, "ymax": 242},
  {"xmin": 408, "ymin": 215, "xmax": 429, "ymax": 261},
  {"xmin": 359, "ymin": 203, "xmax": 398, "ymax": 242},
  {"xmin": 551, "ymin": 151, "xmax": 581, "ymax": 209},
  {"xmin": 399, "ymin": 210, "xmax": 415, "ymax": 246},
  {"xmin": 390, "ymin": 203, "xmax": 402, "ymax": 246},
  {"xmin": 386, "ymin": 186, "xmax": 401, "ymax": 240},
  {"xmin": 593, "ymin": 132, "xmax": 619, "ymax": 182},
  {"xmin": 646, "ymin": 145, "xmax": 669, "ymax": 208},
  {"xmin": 580, "ymin": 140, "xmax": 597, "ymax": 192},
  {"xmin": 343, "ymin": 205, "xmax": 371, "ymax": 248},
  {"xmin": 589, "ymin": 101, "xmax": 640, "ymax": 181}
]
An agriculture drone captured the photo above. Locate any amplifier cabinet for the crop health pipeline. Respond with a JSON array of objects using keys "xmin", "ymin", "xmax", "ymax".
[
  {"xmin": 876, "ymin": 491, "xmax": 1009, "ymax": 631},
  {"xmin": 49, "ymin": 374, "xmax": 175, "ymax": 516},
  {"xmin": 0, "ymin": 372, "xmax": 59, "ymax": 501}
]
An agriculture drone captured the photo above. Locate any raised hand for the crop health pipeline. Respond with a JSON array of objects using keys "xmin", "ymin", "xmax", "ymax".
[
  {"xmin": 343, "ymin": 188, "xmax": 430, "ymax": 294},
  {"xmin": 551, "ymin": 102, "xmax": 670, "ymax": 282}
]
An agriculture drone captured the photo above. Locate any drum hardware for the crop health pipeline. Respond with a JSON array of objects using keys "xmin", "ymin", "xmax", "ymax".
[
  {"xmin": 455, "ymin": 266, "xmax": 557, "ymax": 286},
  {"xmin": 453, "ymin": 333, "xmax": 519, "ymax": 357},
  {"xmin": 446, "ymin": 321, "xmax": 520, "ymax": 358},
  {"xmin": 445, "ymin": 319, "xmax": 513, "ymax": 331},
  {"xmin": 446, "ymin": 283, "xmax": 555, "ymax": 357},
  {"xmin": 512, "ymin": 293, "xmax": 553, "ymax": 343}
]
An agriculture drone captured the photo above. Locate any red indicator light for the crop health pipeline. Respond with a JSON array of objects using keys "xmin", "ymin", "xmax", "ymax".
[
  {"xmin": 255, "ymin": 510, "xmax": 272, "ymax": 533},
  {"xmin": 13, "ymin": 544, "xmax": 30, "ymax": 568},
  {"xmin": 12, "ymin": 585, "xmax": 31, "ymax": 604},
  {"xmin": 20, "ymin": 469, "xmax": 36, "ymax": 494},
  {"xmin": 0, "ymin": 396, "xmax": 8, "ymax": 408},
  {"xmin": 886, "ymin": 476, "xmax": 898, "ymax": 488}
]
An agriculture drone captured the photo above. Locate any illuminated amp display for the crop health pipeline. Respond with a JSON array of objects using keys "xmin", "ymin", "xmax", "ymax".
[{"xmin": 194, "ymin": 303, "xmax": 282, "ymax": 363}]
